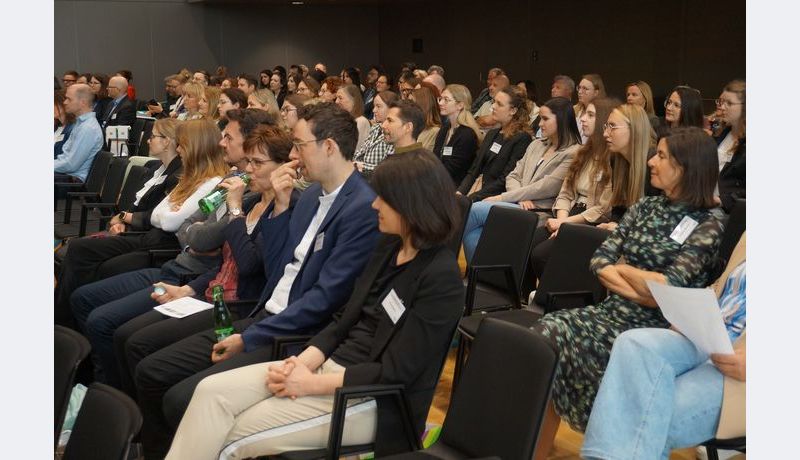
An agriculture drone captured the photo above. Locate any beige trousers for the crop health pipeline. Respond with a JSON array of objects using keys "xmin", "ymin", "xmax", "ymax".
[{"xmin": 165, "ymin": 359, "xmax": 377, "ymax": 460}]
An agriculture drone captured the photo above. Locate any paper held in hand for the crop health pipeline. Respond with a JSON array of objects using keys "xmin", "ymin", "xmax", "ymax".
[
  {"xmin": 645, "ymin": 281, "xmax": 734, "ymax": 356},
  {"xmin": 154, "ymin": 297, "xmax": 214, "ymax": 319}
]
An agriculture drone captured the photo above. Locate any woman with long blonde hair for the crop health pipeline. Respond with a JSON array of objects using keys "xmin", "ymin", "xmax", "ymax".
[
  {"xmin": 177, "ymin": 82, "xmax": 205, "ymax": 120},
  {"xmin": 199, "ymin": 86, "xmax": 221, "ymax": 123},
  {"xmin": 433, "ymin": 84, "xmax": 482, "ymax": 185}
]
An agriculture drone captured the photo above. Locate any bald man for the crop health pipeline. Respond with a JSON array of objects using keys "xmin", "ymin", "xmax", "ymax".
[
  {"xmin": 55, "ymin": 84, "xmax": 103, "ymax": 182},
  {"xmin": 475, "ymin": 74, "xmax": 510, "ymax": 128},
  {"xmin": 101, "ymin": 75, "xmax": 137, "ymax": 129},
  {"xmin": 423, "ymin": 73, "xmax": 446, "ymax": 93}
]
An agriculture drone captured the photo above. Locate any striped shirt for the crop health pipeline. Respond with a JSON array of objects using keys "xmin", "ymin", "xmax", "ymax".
[
  {"xmin": 719, "ymin": 261, "xmax": 746, "ymax": 341},
  {"xmin": 353, "ymin": 123, "xmax": 394, "ymax": 177}
]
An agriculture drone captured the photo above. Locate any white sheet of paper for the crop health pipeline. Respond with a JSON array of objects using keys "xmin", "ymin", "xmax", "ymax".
[
  {"xmin": 154, "ymin": 297, "xmax": 214, "ymax": 319},
  {"xmin": 646, "ymin": 281, "xmax": 734, "ymax": 355}
]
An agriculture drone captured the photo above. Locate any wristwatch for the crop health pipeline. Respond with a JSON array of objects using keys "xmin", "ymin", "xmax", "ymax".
[
  {"xmin": 228, "ymin": 207, "xmax": 244, "ymax": 218},
  {"xmin": 117, "ymin": 211, "xmax": 126, "ymax": 222}
]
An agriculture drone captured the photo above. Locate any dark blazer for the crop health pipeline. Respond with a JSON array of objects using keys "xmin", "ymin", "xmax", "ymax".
[
  {"xmin": 101, "ymin": 95, "xmax": 137, "ymax": 129},
  {"xmin": 129, "ymin": 156, "xmax": 183, "ymax": 231},
  {"xmin": 308, "ymin": 236, "xmax": 464, "ymax": 455},
  {"xmin": 240, "ymin": 171, "xmax": 380, "ymax": 350},
  {"xmin": 93, "ymin": 97, "xmax": 112, "ymax": 125},
  {"xmin": 715, "ymin": 127, "xmax": 746, "ymax": 213},
  {"xmin": 433, "ymin": 124, "xmax": 478, "ymax": 186},
  {"xmin": 457, "ymin": 128, "xmax": 533, "ymax": 201}
]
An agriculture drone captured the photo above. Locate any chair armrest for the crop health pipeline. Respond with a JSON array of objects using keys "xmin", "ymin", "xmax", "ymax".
[
  {"xmin": 464, "ymin": 264, "xmax": 519, "ymax": 317},
  {"xmin": 221, "ymin": 299, "xmax": 258, "ymax": 319},
  {"xmin": 148, "ymin": 249, "xmax": 181, "ymax": 267},
  {"xmin": 66, "ymin": 191, "xmax": 100, "ymax": 199},
  {"xmin": 545, "ymin": 290, "xmax": 595, "ymax": 313},
  {"xmin": 270, "ymin": 335, "xmax": 313, "ymax": 360},
  {"xmin": 79, "ymin": 203, "xmax": 118, "ymax": 237},
  {"xmin": 119, "ymin": 231, "xmax": 147, "ymax": 237},
  {"xmin": 327, "ymin": 384, "xmax": 421, "ymax": 459}
]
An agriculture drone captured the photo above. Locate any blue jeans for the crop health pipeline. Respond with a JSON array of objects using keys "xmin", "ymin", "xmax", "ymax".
[
  {"xmin": 581, "ymin": 328, "xmax": 724, "ymax": 460},
  {"xmin": 71, "ymin": 267, "xmax": 180, "ymax": 388},
  {"xmin": 462, "ymin": 201, "xmax": 521, "ymax": 262}
]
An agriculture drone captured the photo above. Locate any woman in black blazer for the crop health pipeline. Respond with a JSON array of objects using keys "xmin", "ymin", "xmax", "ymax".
[
  {"xmin": 433, "ymin": 84, "xmax": 481, "ymax": 185},
  {"xmin": 457, "ymin": 86, "xmax": 534, "ymax": 201},
  {"xmin": 714, "ymin": 79, "xmax": 746, "ymax": 212},
  {"xmin": 165, "ymin": 149, "xmax": 464, "ymax": 460}
]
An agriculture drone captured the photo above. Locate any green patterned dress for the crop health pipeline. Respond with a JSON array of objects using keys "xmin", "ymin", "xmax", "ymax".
[{"xmin": 536, "ymin": 196, "xmax": 724, "ymax": 431}]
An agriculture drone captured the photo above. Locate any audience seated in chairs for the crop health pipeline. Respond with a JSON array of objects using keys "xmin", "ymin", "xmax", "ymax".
[
  {"xmin": 625, "ymin": 80, "xmax": 660, "ymax": 130},
  {"xmin": 581, "ymin": 232, "xmax": 746, "ymax": 460},
  {"xmin": 54, "ymin": 89, "xmax": 77, "ymax": 160},
  {"xmin": 409, "ymin": 85, "xmax": 442, "ymax": 152},
  {"xmin": 475, "ymin": 74, "xmax": 511, "ymax": 129},
  {"xmin": 433, "ymin": 84, "xmax": 481, "ymax": 186},
  {"xmin": 714, "ymin": 79, "xmax": 746, "ymax": 213},
  {"xmin": 663, "ymin": 85, "xmax": 705, "ymax": 131},
  {"xmin": 217, "ymin": 87, "xmax": 248, "ymax": 124},
  {"xmin": 100, "ymin": 75, "xmax": 137, "ymax": 130},
  {"xmin": 335, "ymin": 83, "xmax": 370, "ymax": 152},
  {"xmin": 382, "ymin": 99, "xmax": 425, "ymax": 154},
  {"xmin": 176, "ymin": 82, "xmax": 204, "ymax": 121},
  {"xmin": 166, "ymin": 149, "xmax": 464, "ymax": 460},
  {"xmin": 462, "ymin": 96, "xmax": 578, "ymax": 262},
  {"xmin": 128, "ymin": 102, "xmax": 380, "ymax": 459},
  {"xmin": 531, "ymin": 126, "xmax": 726, "ymax": 457}
]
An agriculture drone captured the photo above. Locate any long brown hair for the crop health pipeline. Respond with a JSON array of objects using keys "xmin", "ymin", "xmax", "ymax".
[
  {"xmin": 723, "ymin": 79, "xmax": 746, "ymax": 149},
  {"xmin": 564, "ymin": 97, "xmax": 620, "ymax": 191},
  {"xmin": 169, "ymin": 119, "xmax": 228, "ymax": 206},
  {"xmin": 411, "ymin": 86, "xmax": 441, "ymax": 128},
  {"xmin": 498, "ymin": 86, "xmax": 532, "ymax": 138},
  {"xmin": 609, "ymin": 104, "xmax": 649, "ymax": 207}
]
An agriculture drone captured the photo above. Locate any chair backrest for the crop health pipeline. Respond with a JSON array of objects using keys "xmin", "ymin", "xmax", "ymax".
[
  {"xmin": 446, "ymin": 194, "xmax": 473, "ymax": 255},
  {"xmin": 470, "ymin": 206, "xmax": 539, "ymax": 296},
  {"xmin": 135, "ymin": 120, "xmax": 155, "ymax": 157},
  {"xmin": 439, "ymin": 318, "xmax": 558, "ymax": 460},
  {"xmin": 533, "ymin": 223, "xmax": 611, "ymax": 312},
  {"xmin": 62, "ymin": 383, "xmax": 143, "ymax": 460},
  {"xmin": 116, "ymin": 165, "xmax": 150, "ymax": 211},
  {"xmin": 127, "ymin": 118, "xmax": 147, "ymax": 155},
  {"xmin": 717, "ymin": 198, "xmax": 745, "ymax": 269},
  {"xmin": 84, "ymin": 151, "xmax": 113, "ymax": 193},
  {"xmin": 54, "ymin": 326, "xmax": 91, "ymax": 445},
  {"xmin": 98, "ymin": 158, "xmax": 130, "ymax": 205}
]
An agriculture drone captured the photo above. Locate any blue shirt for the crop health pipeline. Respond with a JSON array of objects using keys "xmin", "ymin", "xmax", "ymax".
[{"xmin": 54, "ymin": 111, "xmax": 103, "ymax": 181}]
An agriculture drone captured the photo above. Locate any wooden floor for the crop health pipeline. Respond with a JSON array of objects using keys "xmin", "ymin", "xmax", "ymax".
[{"xmin": 436, "ymin": 250, "xmax": 746, "ymax": 460}]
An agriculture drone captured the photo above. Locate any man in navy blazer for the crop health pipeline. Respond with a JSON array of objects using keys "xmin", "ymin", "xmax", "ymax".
[{"xmin": 133, "ymin": 102, "xmax": 380, "ymax": 459}]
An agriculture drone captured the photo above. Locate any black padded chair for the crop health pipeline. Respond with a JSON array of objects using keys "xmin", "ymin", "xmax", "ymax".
[
  {"xmin": 127, "ymin": 118, "xmax": 147, "ymax": 156},
  {"xmin": 445, "ymin": 194, "xmax": 473, "ymax": 256},
  {"xmin": 454, "ymin": 223, "xmax": 609, "ymax": 387},
  {"xmin": 717, "ymin": 198, "xmax": 745, "ymax": 271},
  {"xmin": 62, "ymin": 383, "xmax": 143, "ymax": 460},
  {"xmin": 382, "ymin": 318, "xmax": 558, "ymax": 460},
  {"xmin": 55, "ymin": 150, "xmax": 112, "ymax": 217},
  {"xmin": 702, "ymin": 436, "xmax": 746, "ymax": 460},
  {"xmin": 54, "ymin": 326, "xmax": 91, "ymax": 447},
  {"xmin": 135, "ymin": 119, "xmax": 155, "ymax": 157}
]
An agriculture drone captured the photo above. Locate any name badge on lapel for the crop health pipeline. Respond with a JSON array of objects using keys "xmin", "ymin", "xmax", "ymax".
[
  {"xmin": 442, "ymin": 146, "xmax": 453, "ymax": 156},
  {"xmin": 489, "ymin": 142, "xmax": 502, "ymax": 154},
  {"xmin": 314, "ymin": 232, "xmax": 325, "ymax": 252},
  {"xmin": 382, "ymin": 289, "xmax": 405, "ymax": 324},
  {"xmin": 670, "ymin": 216, "xmax": 699, "ymax": 244}
]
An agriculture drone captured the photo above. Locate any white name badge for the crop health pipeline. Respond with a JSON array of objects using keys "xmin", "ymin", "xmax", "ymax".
[
  {"xmin": 382, "ymin": 289, "xmax": 406, "ymax": 324},
  {"xmin": 55, "ymin": 134, "xmax": 65, "ymax": 143},
  {"xmin": 489, "ymin": 142, "xmax": 502, "ymax": 154},
  {"xmin": 442, "ymin": 146, "xmax": 453, "ymax": 157},
  {"xmin": 670, "ymin": 216, "xmax": 699, "ymax": 244},
  {"xmin": 314, "ymin": 232, "xmax": 325, "ymax": 252}
]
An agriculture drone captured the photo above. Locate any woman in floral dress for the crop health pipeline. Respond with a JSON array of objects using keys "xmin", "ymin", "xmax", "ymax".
[{"xmin": 535, "ymin": 125, "xmax": 726, "ymax": 435}]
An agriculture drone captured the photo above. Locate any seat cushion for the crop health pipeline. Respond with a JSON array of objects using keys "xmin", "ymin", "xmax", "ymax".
[{"xmin": 458, "ymin": 309, "xmax": 542, "ymax": 339}]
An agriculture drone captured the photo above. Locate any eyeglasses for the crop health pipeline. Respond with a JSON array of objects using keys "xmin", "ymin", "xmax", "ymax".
[
  {"xmin": 246, "ymin": 157, "xmax": 277, "ymax": 168},
  {"xmin": 602, "ymin": 123, "xmax": 629, "ymax": 132},
  {"xmin": 280, "ymin": 107, "xmax": 297, "ymax": 114},
  {"xmin": 292, "ymin": 138, "xmax": 321, "ymax": 150},
  {"xmin": 437, "ymin": 97, "xmax": 455, "ymax": 104},
  {"xmin": 664, "ymin": 99, "xmax": 682, "ymax": 109},
  {"xmin": 715, "ymin": 99, "xmax": 744, "ymax": 108},
  {"xmin": 577, "ymin": 85, "xmax": 593, "ymax": 93}
]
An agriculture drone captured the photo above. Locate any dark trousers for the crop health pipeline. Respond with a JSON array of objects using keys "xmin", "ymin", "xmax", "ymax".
[
  {"xmin": 130, "ymin": 310, "xmax": 272, "ymax": 459},
  {"xmin": 55, "ymin": 232, "xmax": 177, "ymax": 327}
]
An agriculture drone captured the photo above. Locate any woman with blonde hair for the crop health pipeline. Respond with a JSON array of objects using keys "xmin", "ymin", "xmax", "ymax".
[
  {"xmin": 248, "ymin": 89, "xmax": 282, "ymax": 126},
  {"xmin": 714, "ymin": 79, "xmax": 745, "ymax": 212},
  {"xmin": 178, "ymin": 82, "xmax": 205, "ymax": 120},
  {"xmin": 409, "ymin": 86, "xmax": 442, "ymax": 151},
  {"xmin": 69, "ymin": 119, "xmax": 230, "ymax": 387},
  {"xmin": 433, "ymin": 84, "xmax": 481, "ymax": 184},
  {"xmin": 335, "ymin": 84, "xmax": 370, "ymax": 151},
  {"xmin": 199, "ymin": 86, "xmax": 221, "ymax": 124}
]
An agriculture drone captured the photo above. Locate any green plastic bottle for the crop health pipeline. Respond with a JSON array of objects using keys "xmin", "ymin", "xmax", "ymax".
[
  {"xmin": 198, "ymin": 173, "xmax": 251, "ymax": 214},
  {"xmin": 212, "ymin": 285, "xmax": 234, "ymax": 342}
]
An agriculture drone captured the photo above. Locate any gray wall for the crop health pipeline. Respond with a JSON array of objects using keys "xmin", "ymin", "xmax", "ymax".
[
  {"xmin": 377, "ymin": 0, "xmax": 746, "ymax": 108},
  {"xmin": 55, "ymin": 0, "xmax": 380, "ymax": 100}
]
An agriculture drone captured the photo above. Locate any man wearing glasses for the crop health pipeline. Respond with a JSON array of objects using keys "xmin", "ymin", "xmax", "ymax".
[
  {"xmin": 132, "ymin": 102, "xmax": 380, "ymax": 458},
  {"xmin": 101, "ymin": 75, "xmax": 137, "ymax": 130},
  {"xmin": 62, "ymin": 70, "xmax": 79, "ymax": 88}
]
